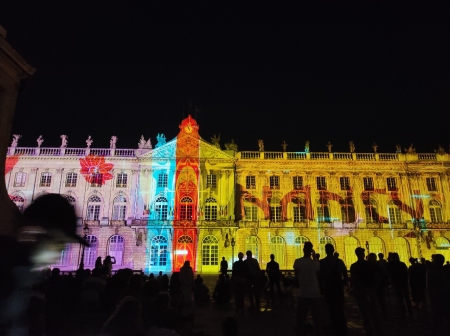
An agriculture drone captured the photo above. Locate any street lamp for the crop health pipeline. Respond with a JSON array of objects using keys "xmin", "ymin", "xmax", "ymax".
[
  {"xmin": 78, "ymin": 225, "xmax": 89, "ymax": 270},
  {"xmin": 231, "ymin": 237, "xmax": 236, "ymax": 264},
  {"xmin": 365, "ymin": 241, "xmax": 370, "ymax": 253}
]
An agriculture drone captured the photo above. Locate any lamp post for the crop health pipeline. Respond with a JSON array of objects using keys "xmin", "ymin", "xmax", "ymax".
[
  {"xmin": 78, "ymin": 225, "xmax": 89, "ymax": 270},
  {"xmin": 365, "ymin": 241, "xmax": 370, "ymax": 253},
  {"xmin": 231, "ymin": 237, "xmax": 236, "ymax": 264}
]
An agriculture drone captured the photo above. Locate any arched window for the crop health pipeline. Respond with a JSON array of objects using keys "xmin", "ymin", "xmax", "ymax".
[
  {"xmin": 319, "ymin": 236, "xmax": 335, "ymax": 257},
  {"xmin": 317, "ymin": 199, "xmax": 330, "ymax": 223},
  {"xmin": 344, "ymin": 236, "xmax": 360, "ymax": 267},
  {"xmin": 295, "ymin": 236, "xmax": 309, "ymax": 259},
  {"xmin": 365, "ymin": 199, "xmax": 378, "ymax": 224},
  {"xmin": 388, "ymin": 200, "xmax": 402, "ymax": 224},
  {"xmin": 84, "ymin": 235, "xmax": 98, "ymax": 267},
  {"xmin": 429, "ymin": 200, "xmax": 443, "ymax": 223},
  {"xmin": 180, "ymin": 196, "xmax": 193, "ymax": 220},
  {"xmin": 270, "ymin": 236, "xmax": 285, "ymax": 268},
  {"xmin": 202, "ymin": 235, "xmax": 219, "ymax": 266},
  {"xmin": 112, "ymin": 195, "xmax": 127, "ymax": 220},
  {"xmin": 244, "ymin": 200, "xmax": 258, "ymax": 221},
  {"xmin": 108, "ymin": 235, "xmax": 124, "ymax": 266},
  {"xmin": 270, "ymin": 197, "xmax": 282, "ymax": 222},
  {"xmin": 205, "ymin": 198, "xmax": 218, "ymax": 221},
  {"xmin": 10, "ymin": 194, "xmax": 25, "ymax": 212},
  {"xmin": 293, "ymin": 197, "xmax": 306, "ymax": 223},
  {"xmin": 178, "ymin": 235, "xmax": 193, "ymax": 243},
  {"xmin": 86, "ymin": 195, "xmax": 101, "ymax": 220},
  {"xmin": 368, "ymin": 236, "xmax": 385, "ymax": 256},
  {"xmin": 435, "ymin": 237, "xmax": 450, "ymax": 262},
  {"xmin": 63, "ymin": 195, "xmax": 76, "ymax": 208},
  {"xmin": 393, "ymin": 237, "xmax": 410, "ymax": 263},
  {"xmin": 151, "ymin": 235, "xmax": 168, "ymax": 267},
  {"xmin": 245, "ymin": 236, "xmax": 259, "ymax": 260},
  {"xmin": 155, "ymin": 196, "xmax": 168, "ymax": 220},
  {"xmin": 340, "ymin": 199, "xmax": 355, "ymax": 223}
]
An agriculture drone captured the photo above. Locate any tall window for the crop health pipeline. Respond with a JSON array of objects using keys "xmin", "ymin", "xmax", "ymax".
[
  {"xmin": 86, "ymin": 195, "xmax": 101, "ymax": 220},
  {"xmin": 155, "ymin": 196, "xmax": 168, "ymax": 220},
  {"xmin": 393, "ymin": 237, "xmax": 410, "ymax": 263},
  {"xmin": 270, "ymin": 176, "xmax": 280, "ymax": 189},
  {"xmin": 340, "ymin": 199, "xmax": 355, "ymax": 223},
  {"xmin": 157, "ymin": 173, "xmax": 168, "ymax": 188},
  {"xmin": 293, "ymin": 206, "xmax": 306, "ymax": 222},
  {"xmin": 340, "ymin": 177, "xmax": 350, "ymax": 190},
  {"xmin": 91, "ymin": 173, "xmax": 103, "ymax": 187},
  {"xmin": 202, "ymin": 235, "xmax": 219, "ymax": 266},
  {"xmin": 316, "ymin": 176, "xmax": 327, "ymax": 190},
  {"xmin": 206, "ymin": 174, "xmax": 217, "ymax": 188},
  {"xmin": 270, "ymin": 197, "xmax": 282, "ymax": 222},
  {"xmin": 319, "ymin": 236, "xmax": 335, "ymax": 257},
  {"xmin": 270, "ymin": 236, "xmax": 285, "ymax": 268},
  {"xmin": 388, "ymin": 200, "xmax": 402, "ymax": 224},
  {"xmin": 363, "ymin": 177, "xmax": 374, "ymax": 191},
  {"xmin": 244, "ymin": 200, "xmax": 258, "ymax": 221},
  {"xmin": 180, "ymin": 196, "xmax": 193, "ymax": 220},
  {"xmin": 204, "ymin": 198, "xmax": 218, "ymax": 221},
  {"xmin": 426, "ymin": 177, "xmax": 437, "ymax": 191},
  {"xmin": 108, "ymin": 235, "xmax": 124, "ymax": 266},
  {"xmin": 246, "ymin": 175, "xmax": 256, "ymax": 189},
  {"xmin": 65, "ymin": 172, "xmax": 77, "ymax": 187},
  {"xmin": 317, "ymin": 199, "xmax": 330, "ymax": 223},
  {"xmin": 293, "ymin": 176, "xmax": 303, "ymax": 189},
  {"xmin": 429, "ymin": 200, "xmax": 443, "ymax": 223},
  {"xmin": 14, "ymin": 172, "xmax": 27, "ymax": 187},
  {"xmin": 368, "ymin": 237, "xmax": 385, "ymax": 256},
  {"xmin": 116, "ymin": 173, "xmax": 128, "ymax": 188},
  {"xmin": 295, "ymin": 236, "xmax": 309, "ymax": 259},
  {"xmin": 40, "ymin": 172, "xmax": 52, "ymax": 187},
  {"xmin": 245, "ymin": 236, "xmax": 259, "ymax": 260},
  {"xmin": 150, "ymin": 235, "xmax": 168, "ymax": 266},
  {"xmin": 56, "ymin": 244, "xmax": 71, "ymax": 266},
  {"xmin": 84, "ymin": 235, "xmax": 98, "ymax": 267},
  {"xmin": 365, "ymin": 199, "xmax": 378, "ymax": 224},
  {"xmin": 386, "ymin": 177, "xmax": 397, "ymax": 191},
  {"xmin": 112, "ymin": 195, "xmax": 127, "ymax": 220},
  {"xmin": 10, "ymin": 194, "xmax": 25, "ymax": 212},
  {"xmin": 344, "ymin": 236, "xmax": 359, "ymax": 267}
]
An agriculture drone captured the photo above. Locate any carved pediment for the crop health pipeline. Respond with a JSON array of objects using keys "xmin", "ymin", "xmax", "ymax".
[
  {"xmin": 139, "ymin": 139, "xmax": 176, "ymax": 159},
  {"xmin": 199, "ymin": 139, "xmax": 235, "ymax": 160}
]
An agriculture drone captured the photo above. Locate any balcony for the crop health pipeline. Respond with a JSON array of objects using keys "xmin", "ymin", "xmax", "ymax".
[
  {"xmin": 425, "ymin": 222, "xmax": 450, "ymax": 229},
  {"xmin": 293, "ymin": 221, "xmax": 308, "ymax": 228},
  {"xmin": 366, "ymin": 223, "xmax": 382, "ymax": 229},
  {"xmin": 7, "ymin": 146, "xmax": 137, "ymax": 157},
  {"xmin": 110, "ymin": 220, "xmax": 126, "ymax": 226},
  {"xmin": 199, "ymin": 220, "xmax": 237, "ymax": 227},
  {"xmin": 269, "ymin": 221, "xmax": 284, "ymax": 227}
]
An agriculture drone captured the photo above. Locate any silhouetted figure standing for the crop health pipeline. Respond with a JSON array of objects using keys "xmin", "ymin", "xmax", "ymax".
[
  {"xmin": 244, "ymin": 250, "xmax": 261, "ymax": 312},
  {"xmin": 266, "ymin": 254, "xmax": 283, "ymax": 304},
  {"xmin": 231, "ymin": 252, "xmax": 248, "ymax": 313},
  {"xmin": 179, "ymin": 260, "xmax": 194, "ymax": 307},
  {"xmin": 367, "ymin": 253, "xmax": 387, "ymax": 316},
  {"xmin": 103, "ymin": 255, "xmax": 116, "ymax": 277},
  {"xmin": 319, "ymin": 244, "xmax": 348, "ymax": 336},
  {"xmin": 220, "ymin": 257, "xmax": 229, "ymax": 276},
  {"xmin": 387, "ymin": 253, "xmax": 413, "ymax": 317},
  {"xmin": 293, "ymin": 241, "xmax": 323, "ymax": 336},
  {"xmin": 408, "ymin": 257, "xmax": 426, "ymax": 310},
  {"xmin": 377, "ymin": 253, "xmax": 390, "ymax": 299},
  {"xmin": 427, "ymin": 254, "xmax": 450, "ymax": 335},
  {"xmin": 350, "ymin": 247, "xmax": 384, "ymax": 336}
]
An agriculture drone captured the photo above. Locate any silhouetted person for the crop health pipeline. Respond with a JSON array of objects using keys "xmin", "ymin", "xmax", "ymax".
[
  {"xmin": 367, "ymin": 253, "xmax": 387, "ymax": 316},
  {"xmin": 244, "ymin": 250, "xmax": 261, "ymax": 312},
  {"xmin": 387, "ymin": 253, "xmax": 413, "ymax": 317},
  {"xmin": 266, "ymin": 254, "xmax": 283, "ymax": 304},
  {"xmin": 213, "ymin": 274, "xmax": 231, "ymax": 304},
  {"xmin": 350, "ymin": 247, "xmax": 384, "ymax": 336},
  {"xmin": 293, "ymin": 241, "xmax": 323, "ymax": 336},
  {"xmin": 231, "ymin": 252, "xmax": 248, "ymax": 314},
  {"xmin": 194, "ymin": 276, "xmax": 210, "ymax": 306},
  {"xmin": 427, "ymin": 254, "xmax": 450, "ymax": 335},
  {"xmin": 220, "ymin": 256, "xmax": 229, "ymax": 276},
  {"xmin": 377, "ymin": 253, "xmax": 390, "ymax": 299},
  {"xmin": 179, "ymin": 260, "xmax": 194, "ymax": 307},
  {"xmin": 103, "ymin": 255, "xmax": 116, "ymax": 277},
  {"xmin": 319, "ymin": 244, "xmax": 348, "ymax": 336},
  {"xmin": 95, "ymin": 256, "xmax": 103, "ymax": 270},
  {"xmin": 408, "ymin": 257, "xmax": 426, "ymax": 310}
]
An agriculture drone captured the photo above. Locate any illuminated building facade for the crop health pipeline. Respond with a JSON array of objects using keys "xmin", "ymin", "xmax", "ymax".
[{"xmin": 5, "ymin": 116, "xmax": 450, "ymax": 272}]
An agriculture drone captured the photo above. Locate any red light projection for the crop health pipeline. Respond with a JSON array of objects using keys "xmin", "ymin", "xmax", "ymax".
[
  {"xmin": 5, "ymin": 155, "xmax": 21, "ymax": 175},
  {"xmin": 79, "ymin": 155, "xmax": 114, "ymax": 185}
]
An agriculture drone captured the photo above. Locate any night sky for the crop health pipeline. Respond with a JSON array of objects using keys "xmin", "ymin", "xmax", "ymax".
[{"xmin": 1, "ymin": 2, "xmax": 449, "ymax": 153}]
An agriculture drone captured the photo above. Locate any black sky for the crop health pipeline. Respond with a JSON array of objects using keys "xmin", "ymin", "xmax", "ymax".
[{"xmin": 1, "ymin": 1, "xmax": 449, "ymax": 153}]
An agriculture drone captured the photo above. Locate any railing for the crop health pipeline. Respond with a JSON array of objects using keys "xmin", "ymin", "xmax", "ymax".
[
  {"xmin": 293, "ymin": 222, "xmax": 308, "ymax": 228},
  {"xmin": 334, "ymin": 153, "xmax": 352, "ymax": 160},
  {"xmin": 65, "ymin": 148, "xmax": 86, "ymax": 156},
  {"xmin": 356, "ymin": 153, "xmax": 375, "ymax": 161},
  {"xmin": 287, "ymin": 152, "xmax": 307, "ymax": 160},
  {"xmin": 11, "ymin": 147, "xmax": 37, "ymax": 155},
  {"xmin": 378, "ymin": 153, "xmax": 398, "ymax": 161},
  {"xmin": 115, "ymin": 149, "xmax": 136, "ymax": 157},
  {"xmin": 269, "ymin": 221, "xmax": 284, "ymax": 227},
  {"xmin": 39, "ymin": 148, "xmax": 61, "ymax": 156},
  {"xmin": 90, "ymin": 148, "xmax": 112, "ymax": 156},
  {"xmin": 425, "ymin": 222, "xmax": 450, "ymax": 229},
  {"xmin": 198, "ymin": 220, "xmax": 237, "ymax": 227},
  {"xmin": 391, "ymin": 223, "xmax": 407, "ymax": 229},
  {"xmin": 366, "ymin": 223, "xmax": 382, "ymax": 229},
  {"xmin": 310, "ymin": 152, "xmax": 329, "ymax": 160},
  {"xmin": 110, "ymin": 220, "xmax": 126, "ymax": 226},
  {"xmin": 7, "ymin": 147, "xmax": 137, "ymax": 157},
  {"xmin": 84, "ymin": 220, "xmax": 100, "ymax": 226},
  {"xmin": 264, "ymin": 152, "xmax": 283, "ymax": 159},
  {"xmin": 240, "ymin": 151, "xmax": 261, "ymax": 159},
  {"xmin": 418, "ymin": 153, "xmax": 436, "ymax": 161}
]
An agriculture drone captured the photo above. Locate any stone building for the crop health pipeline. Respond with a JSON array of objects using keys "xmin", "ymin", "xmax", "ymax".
[{"xmin": 5, "ymin": 116, "xmax": 450, "ymax": 273}]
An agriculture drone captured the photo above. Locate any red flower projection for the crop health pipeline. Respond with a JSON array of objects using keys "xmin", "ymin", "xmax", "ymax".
[
  {"xmin": 79, "ymin": 155, "xmax": 114, "ymax": 185},
  {"xmin": 5, "ymin": 155, "xmax": 21, "ymax": 175}
]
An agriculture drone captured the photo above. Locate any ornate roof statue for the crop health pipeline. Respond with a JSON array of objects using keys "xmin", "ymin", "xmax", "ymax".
[
  {"xmin": 326, "ymin": 141, "xmax": 333, "ymax": 153},
  {"xmin": 110, "ymin": 136, "xmax": 118, "ymax": 149},
  {"xmin": 11, "ymin": 134, "xmax": 21, "ymax": 147},
  {"xmin": 155, "ymin": 133, "xmax": 166, "ymax": 148},
  {"xmin": 396, "ymin": 144, "xmax": 402, "ymax": 153},
  {"xmin": 37, "ymin": 135, "xmax": 44, "ymax": 148},
  {"xmin": 60, "ymin": 135, "xmax": 68, "ymax": 148},
  {"xmin": 210, "ymin": 134, "xmax": 221, "ymax": 149},
  {"xmin": 305, "ymin": 141, "xmax": 310, "ymax": 153},
  {"xmin": 435, "ymin": 145, "xmax": 446, "ymax": 155},
  {"xmin": 86, "ymin": 136, "xmax": 93, "ymax": 148},
  {"xmin": 349, "ymin": 141, "xmax": 355, "ymax": 153},
  {"xmin": 225, "ymin": 139, "xmax": 238, "ymax": 151},
  {"xmin": 258, "ymin": 139, "xmax": 264, "ymax": 152},
  {"xmin": 138, "ymin": 135, "xmax": 146, "ymax": 149},
  {"xmin": 281, "ymin": 140, "xmax": 288, "ymax": 152},
  {"xmin": 144, "ymin": 138, "xmax": 152, "ymax": 149},
  {"xmin": 372, "ymin": 143, "xmax": 378, "ymax": 153},
  {"xmin": 405, "ymin": 144, "xmax": 416, "ymax": 154}
]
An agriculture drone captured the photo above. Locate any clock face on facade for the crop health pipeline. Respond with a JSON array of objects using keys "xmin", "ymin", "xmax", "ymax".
[{"xmin": 184, "ymin": 124, "xmax": 193, "ymax": 133}]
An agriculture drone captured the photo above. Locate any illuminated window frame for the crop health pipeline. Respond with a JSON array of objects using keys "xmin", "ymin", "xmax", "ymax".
[
  {"xmin": 155, "ymin": 196, "xmax": 168, "ymax": 220},
  {"xmin": 387, "ymin": 201, "xmax": 402, "ymax": 224},
  {"xmin": 202, "ymin": 235, "xmax": 219, "ymax": 266},
  {"xmin": 316, "ymin": 176, "xmax": 327, "ymax": 190},
  {"xmin": 116, "ymin": 173, "xmax": 128, "ymax": 188},
  {"xmin": 65, "ymin": 172, "xmax": 77, "ymax": 187},
  {"xmin": 429, "ymin": 200, "xmax": 443, "ymax": 223},
  {"xmin": 363, "ymin": 177, "xmax": 374, "ymax": 191},
  {"xmin": 180, "ymin": 196, "xmax": 193, "ymax": 220},
  {"xmin": 339, "ymin": 176, "xmax": 350, "ymax": 190},
  {"xmin": 151, "ymin": 235, "xmax": 168, "ymax": 266},
  {"xmin": 157, "ymin": 173, "xmax": 168, "ymax": 188},
  {"xmin": 293, "ymin": 176, "xmax": 303, "ymax": 190},
  {"xmin": 86, "ymin": 195, "xmax": 101, "ymax": 220},
  {"xmin": 112, "ymin": 195, "xmax": 127, "ymax": 220},
  {"xmin": 206, "ymin": 174, "xmax": 217, "ymax": 188},
  {"xmin": 386, "ymin": 177, "xmax": 397, "ymax": 191},
  {"xmin": 40, "ymin": 172, "xmax": 52, "ymax": 187},
  {"xmin": 204, "ymin": 197, "xmax": 218, "ymax": 221},
  {"xmin": 270, "ymin": 175, "xmax": 280, "ymax": 189},
  {"xmin": 270, "ymin": 198, "xmax": 281, "ymax": 222},
  {"xmin": 426, "ymin": 177, "xmax": 437, "ymax": 192},
  {"xmin": 246, "ymin": 175, "xmax": 256, "ymax": 189},
  {"xmin": 14, "ymin": 172, "xmax": 27, "ymax": 187}
]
